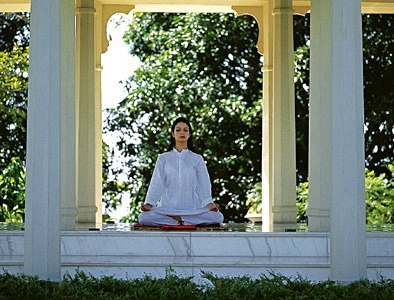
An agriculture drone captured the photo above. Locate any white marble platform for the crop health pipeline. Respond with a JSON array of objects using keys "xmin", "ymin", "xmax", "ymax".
[{"xmin": 1, "ymin": 231, "xmax": 393, "ymax": 281}]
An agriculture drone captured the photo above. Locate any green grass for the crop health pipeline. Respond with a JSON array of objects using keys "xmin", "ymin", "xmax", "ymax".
[{"xmin": 0, "ymin": 270, "xmax": 393, "ymax": 300}]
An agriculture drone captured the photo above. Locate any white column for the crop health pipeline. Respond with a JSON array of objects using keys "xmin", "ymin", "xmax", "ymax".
[
  {"xmin": 309, "ymin": 0, "xmax": 366, "ymax": 281},
  {"xmin": 261, "ymin": 2, "xmax": 274, "ymax": 232},
  {"xmin": 308, "ymin": 0, "xmax": 331, "ymax": 232},
  {"xmin": 95, "ymin": 2, "xmax": 104, "ymax": 227},
  {"xmin": 61, "ymin": 3, "xmax": 78, "ymax": 231},
  {"xmin": 270, "ymin": 0, "xmax": 297, "ymax": 231},
  {"xmin": 76, "ymin": 0, "xmax": 102, "ymax": 230},
  {"xmin": 24, "ymin": 0, "xmax": 75, "ymax": 280}
]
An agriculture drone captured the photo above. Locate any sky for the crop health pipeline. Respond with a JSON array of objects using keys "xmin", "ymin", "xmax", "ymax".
[
  {"xmin": 101, "ymin": 13, "xmax": 140, "ymax": 221},
  {"xmin": 101, "ymin": 13, "xmax": 139, "ymax": 113}
]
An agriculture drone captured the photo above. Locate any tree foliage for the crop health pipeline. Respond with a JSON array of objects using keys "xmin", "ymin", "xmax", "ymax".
[
  {"xmin": 0, "ymin": 13, "xmax": 29, "ymax": 222},
  {"xmin": 363, "ymin": 15, "xmax": 394, "ymax": 175},
  {"xmin": 0, "ymin": 13, "xmax": 29, "ymax": 51},
  {"xmin": 0, "ymin": 44, "xmax": 29, "ymax": 171},
  {"xmin": 296, "ymin": 165, "xmax": 394, "ymax": 225},
  {"xmin": 293, "ymin": 15, "xmax": 311, "ymax": 182},
  {"xmin": 365, "ymin": 164, "xmax": 394, "ymax": 225},
  {"xmin": 293, "ymin": 14, "xmax": 394, "ymax": 181},
  {"xmin": 105, "ymin": 13, "xmax": 263, "ymax": 222},
  {"xmin": 102, "ymin": 141, "xmax": 126, "ymax": 212},
  {"xmin": 0, "ymin": 13, "xmax": 29, "ymax": 171},
  {"xmin": 0, "ymin": 157, "xmax": 25, "ymax": 222},
  {"xmin": 292, "ymin": 14, "xmax": 394, "ymax": 225}
]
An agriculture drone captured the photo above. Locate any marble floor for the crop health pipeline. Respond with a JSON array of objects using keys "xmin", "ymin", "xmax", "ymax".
[
  {"xmin": 1, "ymin": 222, "xmax": 393, "ymax": 232},
  {"xmin": 107, "ymin": 222, "xmax": 394, "ymax": 232}
]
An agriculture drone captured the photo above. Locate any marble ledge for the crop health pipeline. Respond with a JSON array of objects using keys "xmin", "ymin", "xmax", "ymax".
[
  {"xmin": 61, "ymin": 255, "xmax": 330, "ymax": 266},
  {"xmin": 2, "ymin": 231, "xmax": 393, "ymax": 259},
  {"xmin": 60, "ymin": 234, "xmax": 329, "ymax": 257},
  {"xmin": 1, "ymin": 231, "xmax": 393, "ymax": 281}
]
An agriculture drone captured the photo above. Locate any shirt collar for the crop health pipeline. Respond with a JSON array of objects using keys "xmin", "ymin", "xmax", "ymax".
[{"xmin": 173, "ymin": 148, "xmax": 189, "ymax": 154}]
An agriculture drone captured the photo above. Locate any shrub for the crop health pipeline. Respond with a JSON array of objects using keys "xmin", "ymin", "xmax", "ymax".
[
  {"xmin": 1, "ymin": 271, "xmax": 393, "ymax": 300},
  {"xmin": 365, "ymin": 165, "xmax": 394, "ymax": 224},
  {"xmin": 0, "ymin": 157, "xmax": 25, "ymax": 222},
  {"xmin": 295, "ymin": 164, "xmax": 394, "ymax": 224}
]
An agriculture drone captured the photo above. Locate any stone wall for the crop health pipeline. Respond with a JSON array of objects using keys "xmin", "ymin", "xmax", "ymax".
[{"xmin": 0, "ymin": 231, "xmax": 393, "ymax": 280}]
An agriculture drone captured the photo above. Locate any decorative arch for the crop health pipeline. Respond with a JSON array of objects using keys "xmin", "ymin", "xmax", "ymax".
[
  {"xmin": 231, "ymin": 6, "xmax": 264, "ymax": 55},
  {"xmin": 101, "ymin": 5, "xmax": 135, "ymax": 53}
]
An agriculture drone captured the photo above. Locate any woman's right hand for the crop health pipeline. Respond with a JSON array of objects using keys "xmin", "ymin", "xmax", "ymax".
[
  {"xmin": 207, "ymin": 203, "xmax": 219, "ymax": 211},
  {"xmin": 141, "ymin": 203, "xmax": 153, "ymax": 211}
]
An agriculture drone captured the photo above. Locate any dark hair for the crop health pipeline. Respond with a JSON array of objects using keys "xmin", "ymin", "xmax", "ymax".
[{"xmin": 167, "ymin": 117, "xmax": 195, "ymax": 151}]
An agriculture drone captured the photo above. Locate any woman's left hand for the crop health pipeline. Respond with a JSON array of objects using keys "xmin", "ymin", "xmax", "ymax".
[
  {"xmin": 141, "ymin": 203, "xmax": 153, "ymax": 211},
  {"xmin": 208, "ymin": 203, "xmax": 219, "ymax": 211}
]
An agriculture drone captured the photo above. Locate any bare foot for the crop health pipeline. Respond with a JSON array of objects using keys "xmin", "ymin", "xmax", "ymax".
[{"xmin": 170, "ymin": 215, "xmax": 183, "ymax": 225}]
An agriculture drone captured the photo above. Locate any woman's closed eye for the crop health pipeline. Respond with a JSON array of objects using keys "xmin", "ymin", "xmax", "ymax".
[{"xmin": 176, "ymin": 128, "xmax": 189, "ymax": 132}]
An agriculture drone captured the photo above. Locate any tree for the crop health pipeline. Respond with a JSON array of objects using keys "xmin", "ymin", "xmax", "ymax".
[
  {"xmin": 102, "ymin": 141, "xmax": 127, "ymax": 214},
  {"xmin": 105, "ymin": 13, "xmax": 263, "ymax": 222},
  {"xmin": 365, "ymin": 164, "xmax": 394, "ymax": 225},
  {"xmin": 0, "ymin": 13, "xmax": 29, "ymax": 221},
  {"xmin": 0, "ymin": 12, "xmax": 125, "ymax": 222},
  {"xmin": 0, "ymin": 13, "xmax": 29, "ymax": 51},
  {"xmin": 0, "ymin": 44, "xmax": 29, "ymax": 171},
  {"xmin": 0, "ymin": 12, "xmax": 29, "ymax": 171},
  {"xmin": 293, "ymin": 15, "xmax": 311, "ymax": 183},
  {"xmin": 0, "ymin": 157, "xmax": 25, "ymax": 222},
  {"xmin": 292, "ymin": 14, "xmax": 394, "ymax": 182},
  {"xmin": 296, "ymin": 165, "xmax": 394, "ymax": 225},
  {"xmin": 363, "ymin": 15, "xmax": 394, "ymax": 176},
  {"xmin": 0, "ymin": 13, "xmax": 29, "ymax": 170}
]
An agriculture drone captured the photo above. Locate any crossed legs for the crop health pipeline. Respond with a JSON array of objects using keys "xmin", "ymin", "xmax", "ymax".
[{"xmin": 138, "ymin": 210, "xmax": 224, "ymax": 226}]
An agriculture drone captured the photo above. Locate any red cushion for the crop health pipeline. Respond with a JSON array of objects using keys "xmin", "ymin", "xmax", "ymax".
[{"xmin": 161, "ymin": 225, "xmax": 197, "ymax": 231}]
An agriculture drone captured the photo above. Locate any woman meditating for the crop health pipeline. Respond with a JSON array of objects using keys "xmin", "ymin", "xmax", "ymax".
[{"xmin": 138, "ymin": 117, "xmax": 224, "ymax": 226}]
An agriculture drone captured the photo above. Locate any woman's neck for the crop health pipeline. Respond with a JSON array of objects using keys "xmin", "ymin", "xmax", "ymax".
[{"xmin": 175, "ymin": 142, "xmax": 188, "ymax": 152}]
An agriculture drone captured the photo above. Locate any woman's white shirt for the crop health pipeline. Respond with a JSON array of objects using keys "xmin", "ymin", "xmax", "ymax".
[{"xmin": 145, "ymin": 149, "xmax": 212, "ymax": 215}]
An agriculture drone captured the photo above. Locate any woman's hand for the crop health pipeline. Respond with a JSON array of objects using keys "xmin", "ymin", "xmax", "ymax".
[
  {"xmin": 207, "ymin": 203, "xmax": 219, "ymax": 211},
  {"xmin": 141, "ymin": 203, "xmax": 153, "ymax": 211}
]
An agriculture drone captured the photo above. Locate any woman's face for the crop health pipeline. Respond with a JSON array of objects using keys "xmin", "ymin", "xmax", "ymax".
[{"xmin": 172, "ymin": 122, "xmax": 190, "ymax": 143}]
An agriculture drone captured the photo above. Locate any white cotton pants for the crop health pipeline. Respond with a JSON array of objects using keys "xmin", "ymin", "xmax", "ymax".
[{"xmin": 138, "ymin": 210, "xmax": 224, "ymax": 226}]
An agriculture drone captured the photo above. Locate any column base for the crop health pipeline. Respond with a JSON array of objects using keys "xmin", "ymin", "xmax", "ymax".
[
  {"xmin": 61, "ymin": 207, "xmax": 77, "ymax": 230},
  {"xmin": 76, "ymin": 222, "xmax": 102, "ymax": 231},
  {"xmin": 272, "ymin": 205, "xmax": 297, "ymax": 232},
  {"xmin": 272, "ymin": 222, "xmax": 297, "ymax": 232},
  {"xmin": 308, "ymin": 211, "xmax": 330, "ymax": 232},
  {"xmin": 76, "ymin": 206, "xmax": 101, "ymax": 230}
]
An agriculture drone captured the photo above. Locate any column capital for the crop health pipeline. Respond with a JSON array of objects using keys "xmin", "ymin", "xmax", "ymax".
[
  {"xmin": 272, "ymin": 8, "xmax": 294, "ymax": 15},
  {"xmin": 76, "ymin": 7, "xmax": 97, "ymax": 15}
]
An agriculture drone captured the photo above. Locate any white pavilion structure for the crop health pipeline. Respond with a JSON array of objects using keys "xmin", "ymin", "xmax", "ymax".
[{"xmin": 0, "ymin": 0, "xmax": 393, "ymax": 282}]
